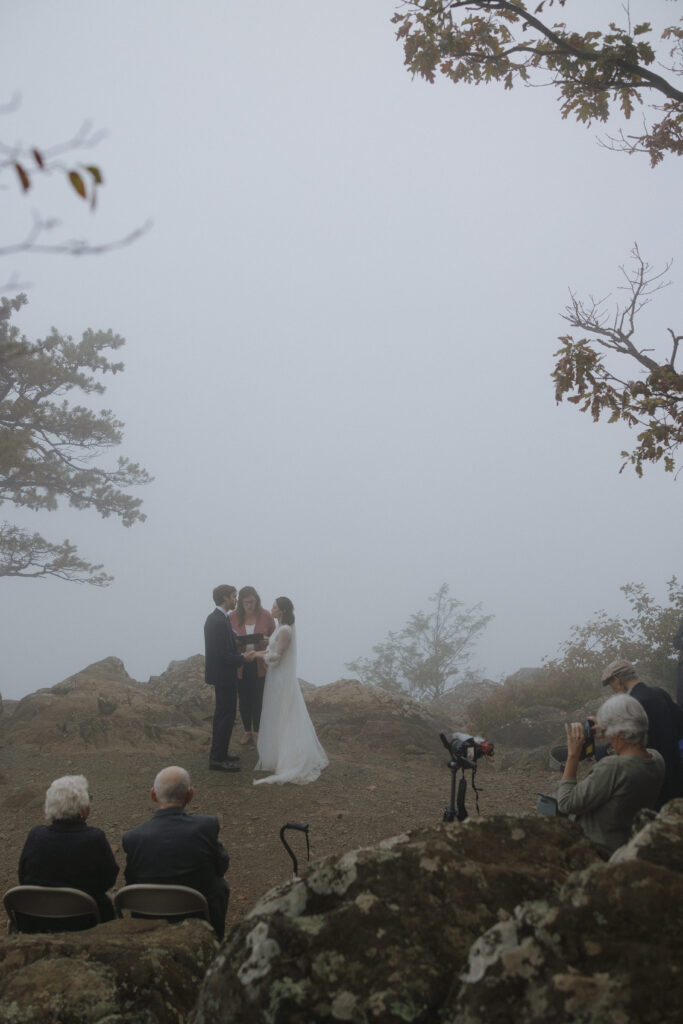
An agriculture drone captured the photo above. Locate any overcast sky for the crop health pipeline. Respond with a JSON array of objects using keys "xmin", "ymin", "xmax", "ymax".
[{"xmin": 1, "ymin": 1, "xmax": 681, "ymax": 701}]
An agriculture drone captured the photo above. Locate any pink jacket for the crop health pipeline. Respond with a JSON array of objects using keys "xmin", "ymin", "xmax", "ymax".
[{"xmin": 229, "ymin": 608, "xmax": 276, "ymax": 678}]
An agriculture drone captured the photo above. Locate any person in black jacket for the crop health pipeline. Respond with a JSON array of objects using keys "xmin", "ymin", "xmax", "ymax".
[
  {"xmin": 204, "ymin": 584, "xmax": 256, "ymax": 772},
  {"xmin": 602, "ymin": 659, "xmax": 683, "ymax": 808},
  {"xmin": 674, "ymin": 615, "xmax": 683, "ymax": 705},
  {"xmin": 122, "ymin": 765, "xmax": 230, "ymax": 939},
  {"xmin": 19, "ymin": 774, "xmax": 118, "ymax": 928}
]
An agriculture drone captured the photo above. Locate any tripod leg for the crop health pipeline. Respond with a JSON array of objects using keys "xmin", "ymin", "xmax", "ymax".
[{"xmin": 456, "ymin": 775, "xmax": 468, "ymax": 821}]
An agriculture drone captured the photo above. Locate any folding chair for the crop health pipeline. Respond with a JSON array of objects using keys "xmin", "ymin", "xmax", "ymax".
[
  {"xmin": 114, "ymin": 884, "xmax": 210, "ymax": 924},
  {"xmin": 4, "ymin": 885, "xmax": 100, "ymax": 934}
]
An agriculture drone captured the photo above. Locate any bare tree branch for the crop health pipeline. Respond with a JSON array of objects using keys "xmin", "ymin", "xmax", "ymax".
[{"xmin": 0, "ymin": 98, "xmax": 152, "ymax": 277}]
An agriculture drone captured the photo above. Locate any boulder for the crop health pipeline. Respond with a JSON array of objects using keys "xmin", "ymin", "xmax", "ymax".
[
  {"xmin": 190, "ymin": 816, "xmax": 601, "ymax": 1024},
  {"xmin": 503, "ymin": 668, "xmax": 545, "ymax": 687},
  {"xmin": 490, "ymin": 705, "xmax": 566, "ymax": 749},
  {"xmin": 304, "ymin": 679, "xmax": 443, "ymax": 758},
  {"xmin": 146, "ymin": 655, "xmax": 214, "ymax": 725},
  {"xmin": 0, "ymin": 917, "xmax": 217, "ymax": 1024},
  {"xmin": 429, "ymin": 680, "xmax": 502, "ymax": 735},
  {"xmin": 0, "ymin": 658, "xmax": 209, "ymax": 753},
  {"xmin": 450, "ymin": 800, "xmax": 683, "ymax": 1023}
]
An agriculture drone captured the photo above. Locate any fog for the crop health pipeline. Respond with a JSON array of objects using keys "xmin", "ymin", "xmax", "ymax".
[{"xmin": 1, "ymin": 1, "xmax": 681, "ymax": 700}]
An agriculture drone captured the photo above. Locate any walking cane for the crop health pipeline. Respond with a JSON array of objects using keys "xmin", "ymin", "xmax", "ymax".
[{"xmin": 279, "ymin": 822, "xmax": 310, "ymax": 878}]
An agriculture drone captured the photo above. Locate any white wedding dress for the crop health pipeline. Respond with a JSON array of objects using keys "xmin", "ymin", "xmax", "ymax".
[{"xmin": 254, "ymin": 624, "xmax": 328, "ymax": 785}]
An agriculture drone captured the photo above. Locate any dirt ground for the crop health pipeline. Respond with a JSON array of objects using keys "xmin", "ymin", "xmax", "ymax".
[{"xmin": 0, "ymin": 726, "xmax": 561, "ymax": 932}]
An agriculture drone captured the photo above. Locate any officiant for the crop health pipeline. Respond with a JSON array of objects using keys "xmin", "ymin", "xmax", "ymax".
[{"xmin": 230, "ymin": 586, "xmax": 276, "ymax": 747}]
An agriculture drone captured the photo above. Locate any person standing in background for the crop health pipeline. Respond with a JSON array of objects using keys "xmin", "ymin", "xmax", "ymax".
[
  {"xmin": 254, "ymin": 596, "xmax": 328, "ymax": 786},
  {"xmin": 673, "ymin": 615, "xmax": 683, "ymax": 705},
  {"xmin": 601, "ymin": 658, "xmax": 683, "ymax": 808},
  {"xmin": 204, "ymin": 584, "xmax": 255, "ymax": 773},
  {"xmin": 229, "ymin": 586, "xmax": 275, "ymax": 748}
]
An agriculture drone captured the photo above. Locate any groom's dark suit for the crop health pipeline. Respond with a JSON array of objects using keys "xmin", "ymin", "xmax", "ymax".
[{"xmin": 204, "ymin": 606, "xmax": 244, "ymax": 763}]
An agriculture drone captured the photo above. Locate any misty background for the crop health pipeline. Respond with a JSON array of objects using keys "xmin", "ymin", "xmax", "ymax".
[{"xmin": 1, "ymin": 1, "xmax": 681, "ymax": 701}]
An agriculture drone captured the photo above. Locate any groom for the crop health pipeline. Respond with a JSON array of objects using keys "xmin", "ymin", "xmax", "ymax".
[{"xmin": 204, "ymin": 584, "xmax": 255, "ymax": 773}]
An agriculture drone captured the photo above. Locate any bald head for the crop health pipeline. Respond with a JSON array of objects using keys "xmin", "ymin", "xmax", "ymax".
[{"xmin": 152, "ymin": 765, "xmax": 193, "ymax": 808}]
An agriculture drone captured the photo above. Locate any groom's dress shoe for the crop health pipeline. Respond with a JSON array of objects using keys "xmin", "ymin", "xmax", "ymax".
[
  {"xmin": 209, "ymin": 761, "xmax": 240, "ymax": 773},
  {"xmin": 223, "ymin": 753, "xmax": 240, "ymax": 763}
]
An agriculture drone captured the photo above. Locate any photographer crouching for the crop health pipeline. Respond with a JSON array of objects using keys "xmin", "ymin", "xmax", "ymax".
[{"xmin": 557, "ymin": 694, "xmax": 665, "ymax": 855}]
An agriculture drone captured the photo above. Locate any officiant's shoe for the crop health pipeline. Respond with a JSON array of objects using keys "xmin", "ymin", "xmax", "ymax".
[
  {"xmin": 209, "ymin": 760, "xmax": 241, "ymax": 773},
  {"xmin": 224, "ymin": 753, "xmax": 240, "ymax": 763}
]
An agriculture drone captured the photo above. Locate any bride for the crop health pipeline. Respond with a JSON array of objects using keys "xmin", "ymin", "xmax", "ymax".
[{"xmin": 253, "ymin": 597, "xmax": 328, "ymax": 786}]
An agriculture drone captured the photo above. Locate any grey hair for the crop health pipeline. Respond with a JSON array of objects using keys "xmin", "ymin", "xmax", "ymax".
[
  {"xmin": 597, "ymin": 694, "xmax": 649, "ymax": 747},
  {"xmin": 153, "ymin": 765, "xmax": 191, "ymax": 804},
  {"xmin": 44, "ymin": 775, "xmax": 90, "ymax": 823}
]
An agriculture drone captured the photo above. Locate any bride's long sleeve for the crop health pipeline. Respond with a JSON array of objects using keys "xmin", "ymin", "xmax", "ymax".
[{"xmin": 264, "ymin": 626, "xmax": 291, "ymax": 665}]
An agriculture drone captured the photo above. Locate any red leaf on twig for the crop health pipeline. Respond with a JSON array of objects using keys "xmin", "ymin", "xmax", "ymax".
[{"xmin": 14, "ymin": 163, "xmax": 30, "ymax": 191}]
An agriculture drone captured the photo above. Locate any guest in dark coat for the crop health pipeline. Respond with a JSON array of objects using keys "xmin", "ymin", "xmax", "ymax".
[
  {"xmin": 122, "ymin": 765, "xmax": 230, "ymax": 940},
  {"xmin": 674, "ymin": 615, "xmax": 683, "ymax": 705},
  {"xmin": 18, "ymin": 774, "xmax": 118, "ymax": 928}
]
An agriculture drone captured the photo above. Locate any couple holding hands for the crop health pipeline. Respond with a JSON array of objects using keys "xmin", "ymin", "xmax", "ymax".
[{"xmin": 204, "ymin": 584, "xmax": 328, "ymax": 786}]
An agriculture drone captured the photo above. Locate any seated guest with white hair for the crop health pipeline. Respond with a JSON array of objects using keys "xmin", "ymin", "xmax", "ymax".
[
  {"xmin": 122, "ymin": 765, "xmax": 230, "ymax": 940},
  {"xmin": 18, "ymin": 774, "xmax": 118, "ymax": 926},
  {"xmin": 557, "ymin": 694, "xmax": 665, "ymax": 854}
]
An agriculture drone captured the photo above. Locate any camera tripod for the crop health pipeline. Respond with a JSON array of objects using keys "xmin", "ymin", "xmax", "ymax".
[{"xmin": 443, "ymin": 758, "xmax": 481, "ymax": 823}]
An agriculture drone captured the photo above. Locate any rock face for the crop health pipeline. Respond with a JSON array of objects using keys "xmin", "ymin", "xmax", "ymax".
[
  {"xmin": 451, "ymin": 799, "xmax": 683, "ymax": 1023},
  {"xmin": 491, "ymin": 704, "xmax": 568, "ymax": 750},
  {"xmin": 305, "ymin": 679, "xmax": 443, "ymax": 757},
  {"xmin": 503, "ymin": 667, "xmax": 545, "ymax": 687},
  {"xmin": 190, "ymin": 816, "xmax": 601, "ymax": 1024},
  {"xmin": 430, "ymin": 680, "xmax": 502, "ymax": 735},
  {"xmin": 0, "ymin": 661, "xmax": 446, "ymax": 759},
  {"xmin": 146, "ymin": 655, "xmax": 214, "ymax": 725},
  {"xmin": 0, "ymin": 658, "xmax": 209, "ymax": 753},
  {"xmin": 0, "ymin": 917, "xmax": 217, "ymax": 1024},
  {"xmin": 191, "ymin": 804, "xmax": 683, "ymax": 1023}
]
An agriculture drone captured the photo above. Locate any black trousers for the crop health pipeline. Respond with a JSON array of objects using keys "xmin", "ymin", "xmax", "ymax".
[
  {"xmin": 208, "ymin": 879, "xmax": 230, "ymax": 940},
  {"xmin": 210, "ymin": 681, "xmax": 237, "ymax": 762},
  {"xmin": 238, "ymin": 661, "xmax": 266, "ymax": 732}
]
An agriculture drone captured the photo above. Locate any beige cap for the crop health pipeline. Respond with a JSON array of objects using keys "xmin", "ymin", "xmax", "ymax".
[{"xmin": 601, "ymin": 659, "xmax": 637, "ymax": 686}]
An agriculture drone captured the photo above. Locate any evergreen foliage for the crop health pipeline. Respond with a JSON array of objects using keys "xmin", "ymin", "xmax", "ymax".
[{"xmin": 0, "ymin": 294, "xmax": 151, "ymax": 584}]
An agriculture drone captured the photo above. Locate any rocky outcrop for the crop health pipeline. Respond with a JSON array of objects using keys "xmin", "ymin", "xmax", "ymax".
[
  {"xmin": 146, "ymin": 655, "xmax": 214, "ymax": 725},
  {"xmin": 0, "ymin": 662, "xmax": 447, "ymax": 759},
  {"xmin": 451, "ymin": 799, "xmax": 683, "ymax": 1023},
  {"xmin": 190, "ymin": 803, "xmax": 683, "ymax": 1023},
  {"xmin": 430, "ymin": 680, "xmax": 502, "ymax": 734},
  {"xmin": 190, "ymin": 816, "xmax": 601, "ymax": 1023},
  {"xmin": 305, "ymin": 678, "xmax": 443, "ymax": 758},
  {"xmin": 0, "ymin": 658, "xmax": 209, "ymax": 753},
  {"xmin": 503, "ymin": 667, "xmax": 545, "ymax": 687},
  {"xmin": 491, "ymin": 704, "xmax": 568, "ymax": 750},
  {"xmin": 0, "ymin": 917, "xmax": 217, "ymax": 1024}
]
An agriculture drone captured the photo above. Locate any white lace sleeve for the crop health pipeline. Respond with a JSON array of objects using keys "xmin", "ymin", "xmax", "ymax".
[{"xmin": 265, "ymin": 626, "xmax": 292, "ymax": 665}]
